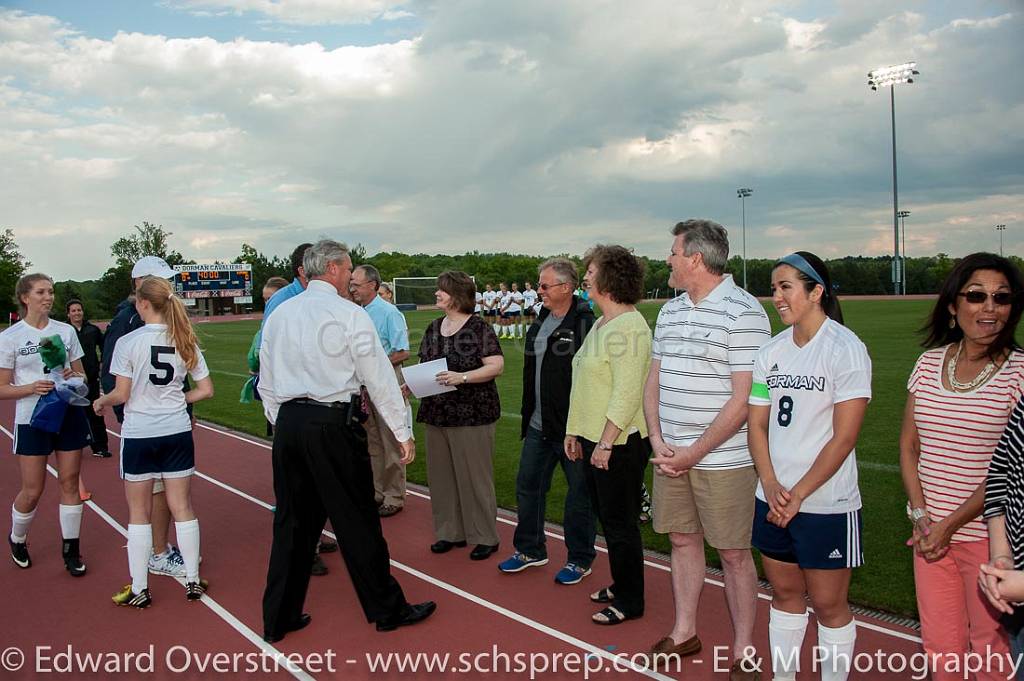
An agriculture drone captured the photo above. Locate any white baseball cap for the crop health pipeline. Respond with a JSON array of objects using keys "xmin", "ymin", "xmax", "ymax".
[{"xmin": 131, "ymin": 256, "xmax": 176, "ymax": 279}]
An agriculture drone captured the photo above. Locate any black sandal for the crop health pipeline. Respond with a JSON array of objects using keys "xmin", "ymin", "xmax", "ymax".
[
  {"xmin": 589, "ymin": 587, "xmax": 614, "ymax": 603},
  {"xmin": 592, "ymin": 605, "xmax": 635, "ymax": 625}
]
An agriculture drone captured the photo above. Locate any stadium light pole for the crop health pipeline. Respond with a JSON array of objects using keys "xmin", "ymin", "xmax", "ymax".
[
  {"xmin": 898, "ymin": 210, "xmax": 910, "ymax": 294},
  {"xmin": 996, "ymin": 224, "xmax": 1006, "ymax": 257},
  {"xmin": 868, "ymin": 61, "xmax": 919, "ymax": 296},
  {"xmin": 737, "ymin": 187, "xmax": 753, "ymax": 290}
]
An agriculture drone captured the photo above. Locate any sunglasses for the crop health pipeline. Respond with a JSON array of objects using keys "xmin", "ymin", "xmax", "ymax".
[
  {"xmin": 537, "ymin": 282, "xmax": 571, "ymax": 292},
  {"xmin": 957, "ymin": 290, "xmax": 1015, "ymax": 306}
]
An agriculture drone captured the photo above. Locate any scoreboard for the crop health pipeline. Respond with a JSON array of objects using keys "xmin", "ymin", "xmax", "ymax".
[{"xmin": 173, "ymin": 264, "xmax": 253, "ymax": 303}]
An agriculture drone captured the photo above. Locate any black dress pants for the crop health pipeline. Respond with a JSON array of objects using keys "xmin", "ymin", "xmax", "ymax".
[
  {"xmin": 85, "ymin": 379, "xmax": 109, "ymax": 452},
  {"xmin": 581, "ymin": 432, "xmax": 650, "ymax": 618},
  {"xmin": 262, "ymin": 401, "xmax": 406, "ymax": 636}
]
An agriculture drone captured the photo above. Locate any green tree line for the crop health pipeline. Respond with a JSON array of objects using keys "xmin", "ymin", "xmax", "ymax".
[{"xmin": 0, "ymin": 224, "xmax": 1020, "ymax": 321}]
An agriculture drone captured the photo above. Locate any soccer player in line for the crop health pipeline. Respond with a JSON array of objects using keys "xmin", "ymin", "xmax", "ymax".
[
  {"xmin": 747, "ymin": 252, "xmax": 871, "ymax": 681},
  {"xmin": 521, "ymin": 282, "xmax": 538, "ymax": 328},
  {"xmin": 96, "ymin": 276, "xmax": 215, "ymax": 608},
  {"xmin": 482, "ymin": 284, "xmax": 498, "ymax": 334},
  {"xmin": 508, "ymin": 283, "xmax": 525, "ymax": 339},
  {"xmin": 2, "ymin": 273, "xmax": 91, "ymax": 576},
  {"xmin": 497, "ymin": 283, "xmax": 511, "ymax": 338}
]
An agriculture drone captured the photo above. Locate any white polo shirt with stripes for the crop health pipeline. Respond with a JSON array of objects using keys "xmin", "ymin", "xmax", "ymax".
[{"xmin": 652, "ymin": 274, "xmax": 771, "ymax": 470}]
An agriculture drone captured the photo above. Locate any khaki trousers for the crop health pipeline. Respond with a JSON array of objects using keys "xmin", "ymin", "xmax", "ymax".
[
  {"xmin": 367, "ymin": 365, "xmax": 408, "ymax": 507},
  {"xmin": 424, "ymin": 422, "xmax": 499, "ymax": 546}
]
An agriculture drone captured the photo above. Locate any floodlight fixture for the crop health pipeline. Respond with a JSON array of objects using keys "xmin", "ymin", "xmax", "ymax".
[{"xmin": 867, "ymin": 62, "xmax": 919, "ymax": 90}]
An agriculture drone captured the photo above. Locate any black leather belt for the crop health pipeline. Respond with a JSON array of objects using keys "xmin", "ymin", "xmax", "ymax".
[{"xmin": 288, "ymin": 397, "xmax": 351, "ymax": 409}]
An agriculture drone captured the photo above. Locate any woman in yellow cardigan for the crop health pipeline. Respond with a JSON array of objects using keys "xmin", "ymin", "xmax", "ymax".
[{"xmin": 565, "ymin": 244, "xmax": 652, "ymax": 625}]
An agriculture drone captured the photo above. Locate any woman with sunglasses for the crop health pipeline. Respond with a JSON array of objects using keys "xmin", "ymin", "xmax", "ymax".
[{"xmin": 900, "ymin": 253, "xmax": 1024, "ymax": 679}]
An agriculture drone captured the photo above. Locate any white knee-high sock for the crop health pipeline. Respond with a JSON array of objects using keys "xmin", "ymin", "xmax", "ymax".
[
  {"xmin": 127, "ymin": 523, "xmax": 152, "ymax": 594},
  {"xmin": 817, "ymin": 620, "xmax": 856, "ymax": 681},
  {"xmin": 492, "ymin": 323, "xmax": 499, "ymax": 335},
  {"xmin": 10, "ymin": 505, "xmax": 36, "ymax": 542},
  {"xmin": 175, "ymin": 519, "xmax": 200, "ymax": 582},
  {"xmin": 769, "ymin": 607, "xmax": 808, "ymax": 681},
  {"xmin": 59, "ymin": 503, "xmax": 83, "ymax": 539}
]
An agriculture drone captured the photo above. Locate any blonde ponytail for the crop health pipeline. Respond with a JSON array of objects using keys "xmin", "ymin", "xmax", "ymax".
[{"xmin": 135, "ymin": 276, "xmax": 200, "ymax": 370}]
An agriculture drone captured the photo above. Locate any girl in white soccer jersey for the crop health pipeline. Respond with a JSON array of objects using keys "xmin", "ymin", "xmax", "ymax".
[
  {"xmin": 1, "ymin": 273, "xmax": 91, "ymax": 576},
  {"xmin": 748, "ymin": 252, "xmax": 871, "ymax": 681},
  {"xmin": 94, "ymin": 276, "xmax": 214, "ymax": 608}
]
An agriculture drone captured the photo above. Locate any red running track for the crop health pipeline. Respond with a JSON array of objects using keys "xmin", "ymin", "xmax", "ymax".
[{"xmin": 0, "ymin": 402, "xmax": 922, "ymax": 680}]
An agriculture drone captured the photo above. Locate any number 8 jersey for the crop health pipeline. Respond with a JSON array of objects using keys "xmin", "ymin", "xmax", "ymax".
[
  {"xmin": 110, "ymin": 324, "xmax": 210, "ymax": 439},
  {"xmin": 749, "ymin": 318, "xmax": 872, "ymax": 514}
]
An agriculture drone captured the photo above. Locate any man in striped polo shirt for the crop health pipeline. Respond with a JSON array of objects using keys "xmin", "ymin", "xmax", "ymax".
[{"xmin": 644, "ymin": 219, "xmax": 771, "ymax": 679}]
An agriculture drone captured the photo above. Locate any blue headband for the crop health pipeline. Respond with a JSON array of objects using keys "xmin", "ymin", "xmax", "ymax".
[{"xmin": 777, "ymin": 253, "xmax": 826, "ymax": 289}]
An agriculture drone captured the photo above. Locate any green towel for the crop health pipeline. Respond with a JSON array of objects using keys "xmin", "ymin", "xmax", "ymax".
[
  {"xmin": 246, "ymin": 333, "xmax": 260, "ymax": 373},
  {"xmin": 239, "ymin": 376, "xmax": 255, "ymax": 404},
  {"xmin": 240, "ymin": 332, "xmax": 260, "ymax": 403},
  {"xmin": 38, "ymin": 335, "xmax": 67, "ymax": 371}
]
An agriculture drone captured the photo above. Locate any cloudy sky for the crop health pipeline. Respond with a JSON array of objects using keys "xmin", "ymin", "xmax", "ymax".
[{"xmin": 1, "ymin": 0, "xmax": 1020, "ymax": 281}]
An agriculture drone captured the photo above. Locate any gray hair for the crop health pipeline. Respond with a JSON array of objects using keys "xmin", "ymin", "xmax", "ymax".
[
  {"xmin": 355, "ymin": 264, "xmax": 382, "ymax": 290},
  {"xmin": 671, "ymin": 219, "xmax": 730, "ymax": 275},
  {"xmin": 303, "ymin": 239, "xmax": 350, "ymax": 277},
  {"xmin": 538, "ymin": 257, "xmax": 578, "ymax": 287}
]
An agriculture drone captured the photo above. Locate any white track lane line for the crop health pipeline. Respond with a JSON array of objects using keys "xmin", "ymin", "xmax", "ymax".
[
  {"xmin": 192, "ymin": 422, "xmax": 920, "ymax": 644},
  {"xmin": 0, "ymin": 424, "xmax": 314, "ymax": 681}
]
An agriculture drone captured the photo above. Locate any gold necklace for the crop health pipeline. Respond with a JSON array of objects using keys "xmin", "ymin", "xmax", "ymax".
[{"xmin": 947, "ymin": 341, "xmax": 997, "ymax": 392}]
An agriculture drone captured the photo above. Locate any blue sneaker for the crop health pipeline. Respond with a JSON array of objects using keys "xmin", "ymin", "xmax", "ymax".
[
  {"xmin": 497, "ymin": 552, "xmax": 548, "ymax": 573},
  {"xmin": 554, "ymin": 562, "xmax": 592, "ymax": 585}
]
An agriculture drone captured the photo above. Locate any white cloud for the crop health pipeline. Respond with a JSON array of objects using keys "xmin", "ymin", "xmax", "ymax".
[
  {"xmin": 163, "ymin": 0, "xmax": 411, "ymax": 25},
  {"xmin": 0, "ymin": 3, "xmax": 1020, "ymax": 281}
]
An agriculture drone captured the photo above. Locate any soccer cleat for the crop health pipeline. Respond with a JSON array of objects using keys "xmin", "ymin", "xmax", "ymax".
[
  {"xmin": 112, "ymin": 584, "xmax": 152, "ymax": 609},
  {"xmin": 9, "ymin": 537, "xmax": 31, "ymax": 569},
  {"xmin": 149, "ymin": 546, "xmax": 186, "ymax": 577},
  {"xmin": 497, "ymin": 551, "xmax": 548, "ymax": 573},
  {"xmin": 185, "ymin": 579, "xmax": 207, "ymax": 601},
  {"xmin": 62, "ymin": 538, "xmax": 87, "ymax": 577},
  {"xmin": 554, "ymin": 562, "xmax": 592, "ymax": 585}
]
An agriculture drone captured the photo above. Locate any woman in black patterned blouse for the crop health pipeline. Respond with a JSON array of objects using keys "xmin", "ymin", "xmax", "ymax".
[{"xmin": 414, "ymin": 271, "xmax": 505, "ymax": 560}]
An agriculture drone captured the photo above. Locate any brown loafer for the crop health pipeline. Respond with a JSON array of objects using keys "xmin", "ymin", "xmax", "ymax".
[
  {"xmin": 647, "ymin": 635, "xmax": 702, "ymax": 669},
  {"xmin": 729, "ymin": 657, "xmax": 762, "ymax": 681},
  {"xmin": 379, "ymin": 504, "xmax": 403, "ymax": 517}
]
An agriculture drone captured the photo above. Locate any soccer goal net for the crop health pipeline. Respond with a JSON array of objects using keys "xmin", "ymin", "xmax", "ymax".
[{"xmin": 392, "ymin": 276, "xmax": 476, "ymax": 306}]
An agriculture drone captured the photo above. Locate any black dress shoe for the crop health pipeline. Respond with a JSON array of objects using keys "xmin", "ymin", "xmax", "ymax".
[
  {"xmin": 376, "ymin": 602, "xmax": 437, "ymax": 632},
  {"xmin": 430, "ymin": 540, "xmax": 467, "ymax": 554},
  {"xmin": 263, "ymin": 613, "xmax": 312, "ymax": 643},
  {"xmin": 469, "ymin": 543, "xmax": 499, "ymax": 560}
]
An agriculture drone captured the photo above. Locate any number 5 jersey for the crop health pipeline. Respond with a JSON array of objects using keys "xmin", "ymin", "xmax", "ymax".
[
  {"xmin": 110, "ymin": 324, "xmax": 209, "ymax": 439},
  {"xmin": 749, "ymin": 317, "xmax": 872, "ymax": 514}
]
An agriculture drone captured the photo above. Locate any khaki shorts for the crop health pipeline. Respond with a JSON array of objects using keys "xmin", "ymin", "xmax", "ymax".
[{"xmin": 652, "ymin": 465, "xmax": 757, "ymax": 550}]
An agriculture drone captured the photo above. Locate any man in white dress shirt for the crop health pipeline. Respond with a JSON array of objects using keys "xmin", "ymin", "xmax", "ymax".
[{"xmin": 259, "ymin": 240, "xmax": 436, "ymax": 641}]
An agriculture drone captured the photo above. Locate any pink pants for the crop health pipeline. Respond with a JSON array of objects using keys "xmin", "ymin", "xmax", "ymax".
[{"xmin": 914, "ymin": 540, "xmax": 1012, "ymax": 681}]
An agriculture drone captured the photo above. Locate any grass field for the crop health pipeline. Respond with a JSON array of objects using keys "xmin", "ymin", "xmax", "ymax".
[{"xmin": 193, "ymin": 299, "xmax": 946, "ymax": 618}]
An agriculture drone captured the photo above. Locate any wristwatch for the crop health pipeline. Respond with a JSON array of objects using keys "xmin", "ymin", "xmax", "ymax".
[
  {"xmin": 462, "ymin": 374, "xmax": 468, "ymax": 384},
  {"xmin": 906, "ymin": 503, "xmax": 927, "ymax": 523},
  {"xmin": 597, "ymin": 441, "xmax": 613, "ymax": 451}
]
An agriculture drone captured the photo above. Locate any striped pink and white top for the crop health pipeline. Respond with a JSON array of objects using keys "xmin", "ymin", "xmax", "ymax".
[{"xmin": 908, "ymin": 346, "xmax": 1024, "ymax": 543}]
